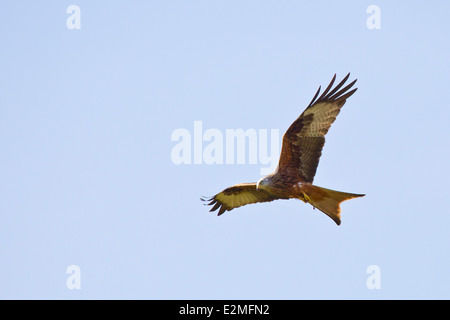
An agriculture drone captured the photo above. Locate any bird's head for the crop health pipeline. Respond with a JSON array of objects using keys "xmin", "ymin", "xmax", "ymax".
[{"xmin": 256, "ymin": 176, "xmax": 271, "ymax": 190}]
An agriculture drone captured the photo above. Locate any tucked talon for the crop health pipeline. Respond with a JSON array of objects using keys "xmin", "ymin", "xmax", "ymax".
[{"xmin": 303, "ymin": 193, "xmax": 311, "ymax": 203}]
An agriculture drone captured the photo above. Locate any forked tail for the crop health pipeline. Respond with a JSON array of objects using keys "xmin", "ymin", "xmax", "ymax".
[{"xmin": 302, "ymin": 185, "xmax": 365, "ymax": 225}]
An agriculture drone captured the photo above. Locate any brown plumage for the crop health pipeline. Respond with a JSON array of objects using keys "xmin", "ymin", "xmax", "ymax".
[{"xmin": 201, "ymin": 73, "xmax": 364, "ymax": 225}]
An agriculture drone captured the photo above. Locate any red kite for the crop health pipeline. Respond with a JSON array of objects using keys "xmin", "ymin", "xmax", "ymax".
[{"xmin": 201, "ymin": 74, "xmax": 364, "ymax": 225}]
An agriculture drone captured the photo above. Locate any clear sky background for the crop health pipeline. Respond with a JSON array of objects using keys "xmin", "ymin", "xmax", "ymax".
[{"xmin": 1, "ymin": 1, "xmax": 450, "ymax": 299}]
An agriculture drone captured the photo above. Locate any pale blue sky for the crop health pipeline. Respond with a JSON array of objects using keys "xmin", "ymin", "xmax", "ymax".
[{"xmin": 1, "ymin": 1, "xmax": 450, "ymax": 299}]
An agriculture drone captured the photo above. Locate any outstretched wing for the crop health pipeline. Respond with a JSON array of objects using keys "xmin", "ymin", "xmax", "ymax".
[
  {"xmin": 201, "ymin": 183, "xmax": 283, "ymax": 215},
  {"xmin": 277, "ymin": 73, "xmax": 357, "ymax": 183}
]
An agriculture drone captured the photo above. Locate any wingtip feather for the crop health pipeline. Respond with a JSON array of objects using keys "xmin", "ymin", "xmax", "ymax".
[{"xmin": 218, "ymin": 206, "xmax": 227, "ymax": 215}]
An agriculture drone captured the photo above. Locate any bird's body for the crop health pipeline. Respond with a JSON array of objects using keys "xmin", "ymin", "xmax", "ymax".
[{"xmin": 202, "ymin": 74, "xmax": 364, "ymax": 225}]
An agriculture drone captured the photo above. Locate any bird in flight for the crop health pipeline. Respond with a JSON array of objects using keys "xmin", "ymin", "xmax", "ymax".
[{"xmin": 201, "ymin": 73, "xmax": 364, "ymax": 225}]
